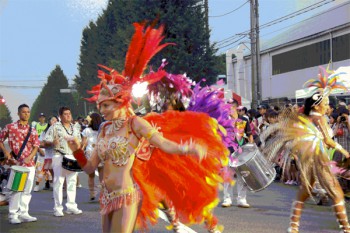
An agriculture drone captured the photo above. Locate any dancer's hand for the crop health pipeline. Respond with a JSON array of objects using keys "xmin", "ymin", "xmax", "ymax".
[
  {"xmin": 345, "ymin": 151, "xmax": 350, "ymax": 159},
  {"xmin": 65, "ymin": 136, "xmax": 81, "ymax": 152},
  {"xmin": 189, "ymin": 143, "xmax": 207, "ymax": 161}
]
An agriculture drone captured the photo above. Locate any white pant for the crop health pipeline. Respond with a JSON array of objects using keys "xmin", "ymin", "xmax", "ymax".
[
  {"xmin": 9, "ymin": 166, "xmax": 35, "ymax": 219},
  {"xmin": 223, "ymin": 170, "xmax": 247, "ymax": 202},
  {"xmin": 52, "ymin": 156, "xmax": 78, "ymax": 212}
]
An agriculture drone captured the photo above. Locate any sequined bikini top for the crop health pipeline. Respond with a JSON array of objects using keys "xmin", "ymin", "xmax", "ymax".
[{"xmin": 97, "ymin": 118, "xmax": 138, "ymax": 166}]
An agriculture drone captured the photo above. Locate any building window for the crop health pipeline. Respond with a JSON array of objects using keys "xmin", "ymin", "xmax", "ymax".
[
  {"xmin": 272, "ymin": 40, "xmax": 331, "ymax": 75},
  {"xmin": 332, "ymin": 33, "xmax": 350, "ymax": 62}
]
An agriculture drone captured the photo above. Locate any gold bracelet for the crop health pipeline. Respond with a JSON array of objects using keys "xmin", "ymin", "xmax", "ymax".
[{"xmin": 178, "ymin": 144, "xmax": 189, "ymax": 154}]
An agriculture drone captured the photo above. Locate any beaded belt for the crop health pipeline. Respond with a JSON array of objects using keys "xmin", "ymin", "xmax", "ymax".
[{"xmin": 100, "ymin": 183, "xmax": 142, "ymax": 215}]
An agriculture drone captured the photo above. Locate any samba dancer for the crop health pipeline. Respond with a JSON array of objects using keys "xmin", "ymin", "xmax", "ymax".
[
  {"xmin": 44, "ymin": 106, "xmax": 82, "ymax": 217},
  {"xmin": 146, "ymin": 80, "xmax": 233, "ymax": 233},
  {"xmin": 260, "ymin": 67, "xmax": 350, "ymax": 233},
  {"xmin": 0, "ymin": 104, "xmax": 40, "ymax": 224},
  {"xmin": 66, "ymin": 22, "xmax": 227, "ymax": 233}
]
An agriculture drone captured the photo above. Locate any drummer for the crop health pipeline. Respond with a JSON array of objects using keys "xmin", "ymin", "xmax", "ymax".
[
  {"xmin": 222, "ymin": 100, "xmax": 254, "ymax": 208},
  {"xmin": 0, "ymin": 104, "xmax": 40, "ymax": 224},
  {"xmin": 43, "ymin": 106, "xmax": 82, "ymax": 217}
]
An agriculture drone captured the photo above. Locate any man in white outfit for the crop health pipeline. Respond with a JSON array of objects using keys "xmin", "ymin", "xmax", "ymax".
[
  {"xmin": 44, "ymin": 106, "xmax": 82, "ymax": 217},
  {"xmin": 222, "ymin": 100, "xmax": 253, "ymax": 208},
  {"xmin": 0, "ymin": 104, "xmax": 40, "ymax": 224}
]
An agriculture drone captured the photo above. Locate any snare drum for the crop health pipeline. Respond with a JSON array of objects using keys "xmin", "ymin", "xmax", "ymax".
[
  {"xmin": 62, "ymin": 155, "xmax": 82, "ymax": 172},
  {"xmin": 232, "ymin": 143, "xmax": 276, "ymax": 192},
  {"xmin": 7, "ymin": 166, "xmax": 30, "ymax": 192}
]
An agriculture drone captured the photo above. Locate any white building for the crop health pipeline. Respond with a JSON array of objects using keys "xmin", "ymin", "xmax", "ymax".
[{"xmin": 227, "ymin": 2, "xmax": 350, "ymax": 105}]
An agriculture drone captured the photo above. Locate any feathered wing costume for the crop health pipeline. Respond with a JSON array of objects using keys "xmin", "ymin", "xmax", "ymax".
[
  {"xmin": 86, "ymin": 22, "xmax": 229, "ymax": 230},
  {"xmin": 259, "ymin": 67, "xmax": 348, "ymax": 200},
  {"xmin": 133, "ymin": 111, "xmax": 228, "ymax": 229}
]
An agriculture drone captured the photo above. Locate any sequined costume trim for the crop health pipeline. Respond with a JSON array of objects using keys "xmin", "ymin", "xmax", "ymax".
[{"xmin": 100, "ymin": 183, "xmax": 142, "ymax": 215}]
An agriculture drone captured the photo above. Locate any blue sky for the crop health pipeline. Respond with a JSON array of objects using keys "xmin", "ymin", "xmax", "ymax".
[{"xmin": 0, "ymin": 0, "xmax": 346, "ymax": 120}]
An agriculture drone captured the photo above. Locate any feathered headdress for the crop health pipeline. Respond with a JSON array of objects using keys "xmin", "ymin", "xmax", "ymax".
[
  {"xmin": 86, "ymin": 22, "xmax": 173, "ymax": 107},
  {"xmin": 303, "ymin": 65, "xmax": 348, "ymax": 107},
  {"xmin": 146, "ymin": 59, "xmax": 194, "ymax": 104}
]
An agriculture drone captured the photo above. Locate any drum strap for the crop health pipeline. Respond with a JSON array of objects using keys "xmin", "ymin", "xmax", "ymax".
[{"xmin": 12, "ymin": 126, "xmax": 32, "ymax": 160}]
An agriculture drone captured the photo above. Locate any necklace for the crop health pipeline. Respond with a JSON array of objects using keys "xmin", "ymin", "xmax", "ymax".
[
  {"xmin": 113, "ymin": 118, "xmax": 127, "ymax": 131},
  {"xmin": 61, "ymin": 122, "xmax": 73, "ymax": 136},
  {"xmin": 106, "ymin": 117, "xmax": 128, "ymax": 135},
  {"xmin": 310, "ymin": 111, "xmax": 322, "ymax": 116}
]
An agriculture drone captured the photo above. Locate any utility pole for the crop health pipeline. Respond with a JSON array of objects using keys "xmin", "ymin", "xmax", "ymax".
[
  {"xmin": 255, "ymin": 0, "xmax": 261, "ymax": 105},
  {"xmin": 250, "ymin": 0, "xmax": 261, "ymax": 108}
]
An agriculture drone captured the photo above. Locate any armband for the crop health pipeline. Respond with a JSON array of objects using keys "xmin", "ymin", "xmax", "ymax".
[
  {"xmin": 73, "ymin": 149, "xmax": 88, "ymax": 168},
  {"xmin": 145, "ymin": 128, "xmax": 159, "ymax": 140}
]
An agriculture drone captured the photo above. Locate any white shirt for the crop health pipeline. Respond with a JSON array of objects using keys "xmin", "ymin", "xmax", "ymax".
[
  {"xmin": 81, "ymin": 127, "xmax": 98, "ymax": 153},
  {"xmin": 39, "ymin": 130, "xmax": 53, "ymax": 159},
  {"xmin": 44, "ymin": 122, "xmax": 81, "ymax": 157}
]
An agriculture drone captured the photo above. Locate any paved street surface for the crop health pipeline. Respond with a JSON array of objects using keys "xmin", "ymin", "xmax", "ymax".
[{"xmin": 1, "ymin": 173, "xmax": 349, "ymax": 233}]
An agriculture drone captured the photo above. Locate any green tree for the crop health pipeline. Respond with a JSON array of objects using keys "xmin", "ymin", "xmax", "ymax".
[
  {"xmin": 213, "ymin": 53, "xmax": 227, "ymax": 75},
  {"xmin": 136, "ymin": 0, "xmax": 220, "ymax": 84},
  {"xmin": 0, "ymin": 95, "xmax": 12, "ymax": 128},
  {"xmin": 30, "ymin": 65, "xmax": 79, "ymax": 121}
]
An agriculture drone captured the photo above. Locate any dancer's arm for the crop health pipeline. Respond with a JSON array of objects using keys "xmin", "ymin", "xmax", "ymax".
[
  {"xmin": 316, "ymin": 117, "xmax": 349, "ymax": 158},
  {"xmin": 132, "ymin": 116, "xmax": 207, "ymax": 160}
]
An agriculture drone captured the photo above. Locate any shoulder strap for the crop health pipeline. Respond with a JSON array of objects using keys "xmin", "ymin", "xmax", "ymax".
[
  {"xmin": 129, "ymin": 116, "xmax": 141, "ymax": 140},
  {"xmin": 14, "ymin": 126, "xmax": 32, "ymax": 160}
]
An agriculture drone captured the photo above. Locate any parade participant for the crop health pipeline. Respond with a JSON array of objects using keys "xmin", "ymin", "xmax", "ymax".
[
  {"xmin": 35, "ymin": 113, "xmax": 48, "ymax": 137},
  {"xmin": 44, "ymin": 107, "xmax": 82, "ymax": 217},
  {"xmin": 0, "ymin": 104, "xmax": 40, "ymax": 224},
  {"xmin": 260, "ymin": 67, "xmax": 350, "ymax": 233},
  {"xmin": 151, "ymin": 83, "xmax": 234, "ymax": 233},
  {"xmin": 66, "ymin": 22, "xmax": 227, "ymax": 233},
  {"xmin": 32, "ymin": 113, "xmax": 48, "ymax": 191},
  {"xmin": 35, "ymin": 116, "xmax": 58, "ymax": 191},
  {"xmin": 222, "ymin": 99, "xmax": 254, "ymax": 208},
  {"xmin": 81, "ymin": 113, "xmax": 103, "ymax": 201}
]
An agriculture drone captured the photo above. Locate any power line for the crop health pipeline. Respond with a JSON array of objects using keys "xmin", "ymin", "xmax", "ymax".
[
  {"xmin": 0, "ymin": 80, "xmax": 47, "ymax": 82},
  {"xmin": 216, "ymin": 35, "xmax": 248, "ymax": 50},
  {"xmin": 214, "ymin": 0, "xmax": 334, "ymax": 49},
  {"xmin": 0, "ymin": 85, "xmax": 43, "ymax": 89},
  {"xmin": 209, "ymin": 0, "xmax": 249, "ymax": 18}
]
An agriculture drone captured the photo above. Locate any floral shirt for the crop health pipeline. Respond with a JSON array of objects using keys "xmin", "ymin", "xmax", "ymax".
[{"xmin": 0, "ymin": 121, "xmax": 40, "ymax": 167}]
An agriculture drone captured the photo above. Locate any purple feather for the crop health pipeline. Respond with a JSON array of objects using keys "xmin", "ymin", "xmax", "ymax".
[{"xmin": 188, "ymin": 83, "xmax": 237, "ymax": 149}]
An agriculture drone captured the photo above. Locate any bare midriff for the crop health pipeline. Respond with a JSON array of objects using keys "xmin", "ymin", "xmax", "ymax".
[{"xmin": 97, "ymin": 121, "xmax": 140, "ymax": 193}]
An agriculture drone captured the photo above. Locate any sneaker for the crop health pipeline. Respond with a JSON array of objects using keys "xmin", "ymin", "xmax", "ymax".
[
  {"xmin": 237, "ymin": 200, "xmax": 250, "ymax": 208},
  {"xmin": 53, "ymin": 210, "xmax": 64, "ymax": 217},
  {"xmin": 43, "ymin": 181, "xmax": 50, "ymax": 190},
  {"xmin": 66, "ymin": 208, "xmax": 82, "ymax": 215},
  {"xmin": 284, "ymin": 180, "xmax": 292, "ymax": 185},
  {"xmin": 9, "ymin": 218, "xmax": 21, "ymax": 224},
  {"xmin": 19, "ymin": 214, "xmax": 37, "ymax": 222},
  {"xmin": 33, "ymin": 185, "xmax": 40, "ymax": 192},
  {"xmin": 221, "ymin": 197, "xmax": 232, "ymax": 207}
]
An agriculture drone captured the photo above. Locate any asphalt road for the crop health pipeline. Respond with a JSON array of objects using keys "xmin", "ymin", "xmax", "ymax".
[{"xmin": 0, "ymin": 173, "xmax": 349, "ymax": 233}]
